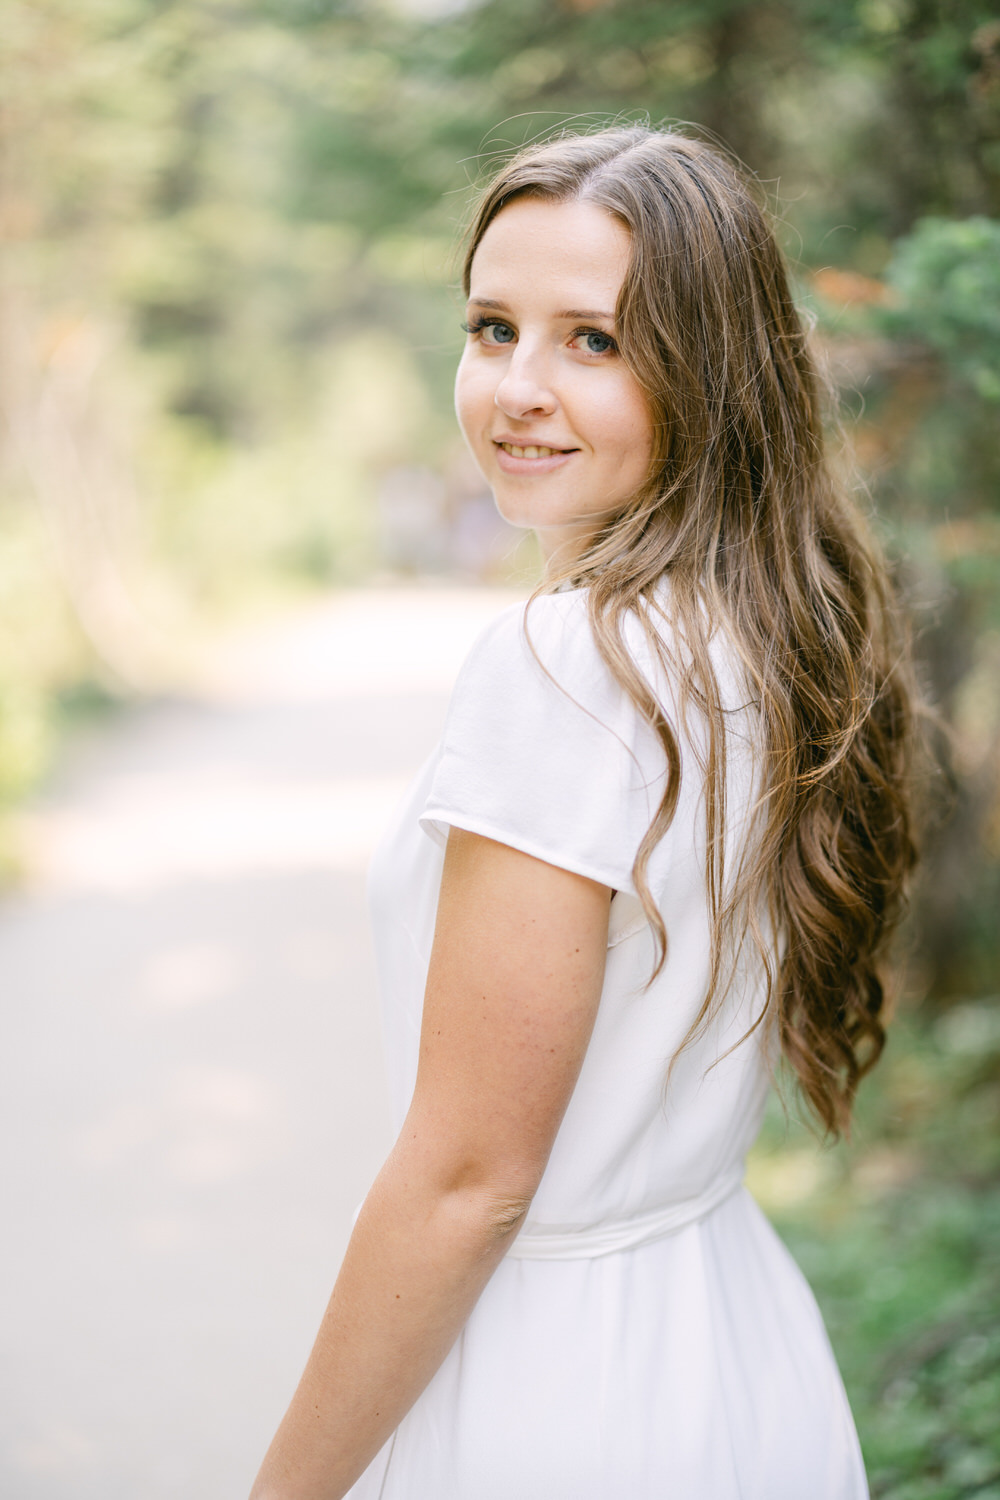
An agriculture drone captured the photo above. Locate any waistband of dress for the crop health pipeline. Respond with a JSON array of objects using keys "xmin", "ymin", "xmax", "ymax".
[{"xmin": 505, "ymin": 1166, "xmax": 745, "ymax": 1261}]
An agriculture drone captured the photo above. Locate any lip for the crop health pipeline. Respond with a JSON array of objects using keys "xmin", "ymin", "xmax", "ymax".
[{"xmin": 492, "ymin": 437, "xmax": 579, "ymax": 475}]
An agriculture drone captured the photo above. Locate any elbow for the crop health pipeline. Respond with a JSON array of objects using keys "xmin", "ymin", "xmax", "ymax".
[
  {"xmin": 481, "ymin": 1188, "xmax": 534, "ymax": 1242},
  {"xmin": 453, "ymin": 1157, "xmax": 544, "ymax": 1244},
  {"xmin": 386, "ymin": 1117, "xmax": 543, "ymax": 1244},
  {"xmin": 417, "ymin": 1168, "xmax": 538, "ymax": 1250}
]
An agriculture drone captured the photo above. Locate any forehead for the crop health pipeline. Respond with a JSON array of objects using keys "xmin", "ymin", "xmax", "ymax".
[{"xmin": 468, "ymin": 197, "xmax": 631, "ymax": 308}]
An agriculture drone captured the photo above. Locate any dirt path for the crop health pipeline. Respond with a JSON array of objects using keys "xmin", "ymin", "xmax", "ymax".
[{"xmin": 0, "ymin": 586, "xmax": 521, "ymax": 1499}]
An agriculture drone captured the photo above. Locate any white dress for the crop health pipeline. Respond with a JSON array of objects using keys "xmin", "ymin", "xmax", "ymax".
[{"xmin": 350, "ymin": 588, "xmax": 869, "ymax": 1500}]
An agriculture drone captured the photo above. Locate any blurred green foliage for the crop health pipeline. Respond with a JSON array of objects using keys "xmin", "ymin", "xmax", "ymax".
[
  {"xmin": 750, "ymin": 1005, "xmax": 1000, "ymax": 1498},
  {"xmin": 1, "ymin": 2, "xmax": 998, "ymax": 1486},
  {"xmin": 885, "ymin": 217, "xmax": 1000, "ymax": 403}
]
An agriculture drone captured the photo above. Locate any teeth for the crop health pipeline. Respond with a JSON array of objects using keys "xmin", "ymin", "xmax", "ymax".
[{"xmin": 501, "ymin": 443, "xmax": 562, "ymax": 458}]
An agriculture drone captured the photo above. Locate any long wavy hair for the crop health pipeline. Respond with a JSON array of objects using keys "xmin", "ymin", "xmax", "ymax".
[{"xmin": 461, "ymin": 125, "xmax": 920, "ymax": 1137}]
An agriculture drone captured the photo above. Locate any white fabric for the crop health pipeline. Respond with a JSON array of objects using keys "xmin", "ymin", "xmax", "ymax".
[
  {"xmin": 506, "ymin": 1163, "xmax": 744, "ymax": 1259},
  {"xmin": 352, "ymin": 589, "xmax": 868, "ymax": 1500}
]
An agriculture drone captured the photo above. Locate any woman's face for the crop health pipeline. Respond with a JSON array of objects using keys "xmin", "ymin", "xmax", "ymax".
[{"xmin": 455, "ymin": 196, "xmax": 654, "ymax": 566}]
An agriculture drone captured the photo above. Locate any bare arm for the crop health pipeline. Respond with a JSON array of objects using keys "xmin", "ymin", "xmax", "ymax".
[{"xmin": 250, "ymin": 828, "xmax": 611, "ymax": 1500}]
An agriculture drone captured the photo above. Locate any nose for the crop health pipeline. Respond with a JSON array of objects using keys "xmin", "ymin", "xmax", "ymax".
[{"xmin": 493, "ymin": 341, "xmax": 557, "ymax": 420}]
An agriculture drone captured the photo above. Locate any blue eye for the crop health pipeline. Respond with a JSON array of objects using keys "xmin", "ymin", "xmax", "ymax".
[
  {"xmin": 581, "ymin": 330, "xmax": 615, "ymax": 354},
  {"xmin": 461, "ymin": 317, "xmax": 516, "ymax": 345}
]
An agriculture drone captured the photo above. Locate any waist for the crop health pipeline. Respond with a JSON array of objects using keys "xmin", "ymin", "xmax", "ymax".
[{"xmin": 506, "ymin": 1165, "xmax": 745, "ymax": 1261}]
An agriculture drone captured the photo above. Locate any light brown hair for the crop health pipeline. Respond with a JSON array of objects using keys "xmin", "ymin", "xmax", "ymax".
[{"xmin": 462, "ymin": 125, "xmax": 920, "ymax": 1137}]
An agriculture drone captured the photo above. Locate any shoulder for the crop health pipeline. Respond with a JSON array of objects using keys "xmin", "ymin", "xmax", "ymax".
[
  {"xmin": 454, "ymin": 588, "xmax": 638, "ymax": 723},
  {"xmin": 423, "ymin": 589, "xmax": 665, "ymax": 891},
  {"xmin": 460, "ymin": 588, "xmax": 597, "ymax": 675}
]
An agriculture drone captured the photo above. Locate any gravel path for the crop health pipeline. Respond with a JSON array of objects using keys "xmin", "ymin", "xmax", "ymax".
[{"xmin": 0, "ymin": 586, "xmax": 520, "ymax": 1499}]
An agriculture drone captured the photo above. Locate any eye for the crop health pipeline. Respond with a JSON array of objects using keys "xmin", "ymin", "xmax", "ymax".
[
  {"xmin": 461, "ymin": 316, "xmax": 516, "ymax": 346},
  {"xmin": 572, "ymin": 328, "xmax": 617, "ymax": 356}
]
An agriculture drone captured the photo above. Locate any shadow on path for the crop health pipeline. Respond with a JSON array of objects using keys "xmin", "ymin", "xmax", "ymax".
[{"xmin": 0, "ymin": 586, "xmax": 520, "ymax": 1499}]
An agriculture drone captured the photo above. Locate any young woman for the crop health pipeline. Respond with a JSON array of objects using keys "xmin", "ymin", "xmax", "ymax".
[{"xmin": 250, "ymin": 125, "xmax": 918, "ymax": 1500}]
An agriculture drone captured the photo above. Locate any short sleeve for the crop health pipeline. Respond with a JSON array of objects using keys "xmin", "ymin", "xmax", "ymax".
[{"xmin": 419, "ymin": 592, "xmax": 670, "ymax": 893}]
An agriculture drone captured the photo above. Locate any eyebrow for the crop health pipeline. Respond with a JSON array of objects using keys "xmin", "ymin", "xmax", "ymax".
[{"xmin": 467, "ymin": 297, "xmax": 617, "ymax": 322}]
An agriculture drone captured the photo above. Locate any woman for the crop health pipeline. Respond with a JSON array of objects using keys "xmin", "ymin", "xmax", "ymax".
[{"xmin": 250, "ymin": 126, "xmax": 918, "ymax": 1499}]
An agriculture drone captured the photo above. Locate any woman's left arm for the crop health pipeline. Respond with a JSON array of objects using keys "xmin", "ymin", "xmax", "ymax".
[{"xmin": 249, "ymin": 828, "xmax": 612, "ymax": 1500}]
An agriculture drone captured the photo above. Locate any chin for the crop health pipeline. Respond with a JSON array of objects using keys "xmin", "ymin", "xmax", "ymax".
[{"xmin": 490, "ymin": 492, "xmax": 541, "ymax": 531}]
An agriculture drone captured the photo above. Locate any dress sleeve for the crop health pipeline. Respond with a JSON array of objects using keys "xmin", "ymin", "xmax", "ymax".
[{"xmin": 419, "ymin": 593, "xmax": 670, "ymax": 893}]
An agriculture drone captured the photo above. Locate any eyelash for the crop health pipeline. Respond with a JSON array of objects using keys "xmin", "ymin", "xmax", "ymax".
[
  {"xmin": 460, "ymin": 316, "xmax": 509, "ymax": 339},
  {"xmin": 460, "ymin": 316, "xmax": 618, "ymax": 355}
]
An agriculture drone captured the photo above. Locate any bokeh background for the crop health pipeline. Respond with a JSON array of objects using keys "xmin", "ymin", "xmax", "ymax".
[{"xmin": 1, "ymin": 2, "xmax": 998, "ymax": 1497}]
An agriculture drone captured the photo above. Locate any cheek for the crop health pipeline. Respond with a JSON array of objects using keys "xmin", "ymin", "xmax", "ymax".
[
  {"xmin": 597, "ymin": 383, "xmax": 654, "ymax": 469},
  {"xmin": 454, "ymin": 356, "xmax": 493, "ymax": 441},
  {"xmin": 621, "ymin": 387, "xmax": 655, "ymax": 472}
]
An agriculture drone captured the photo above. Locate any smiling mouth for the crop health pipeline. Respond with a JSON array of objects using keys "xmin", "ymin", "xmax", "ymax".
[{"xmin": 496, "ymin": 442, "xmax": 576, "ymax": 459}]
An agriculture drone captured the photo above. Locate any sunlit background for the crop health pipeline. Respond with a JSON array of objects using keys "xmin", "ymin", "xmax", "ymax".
[{"xmin": 1, "ymin": 1, "xmax": 998, "ymax": 1496}]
